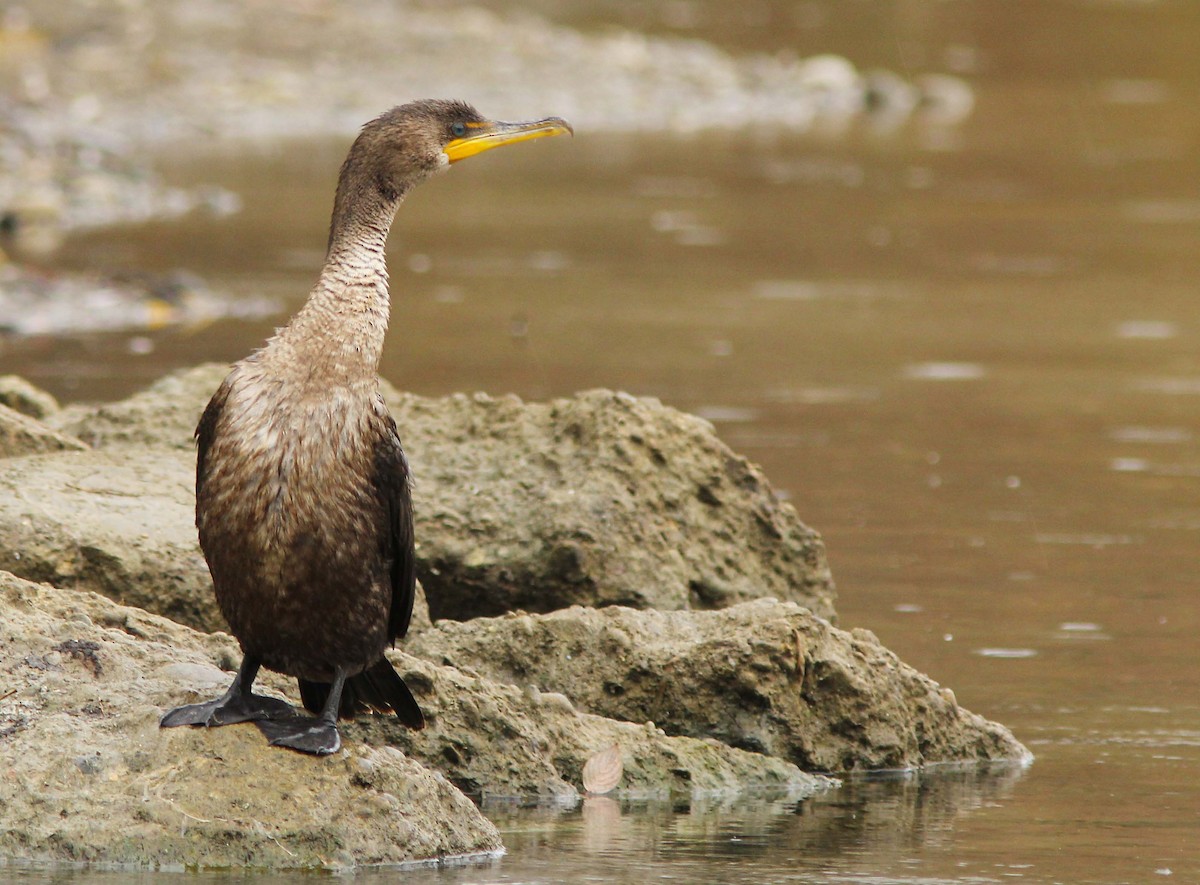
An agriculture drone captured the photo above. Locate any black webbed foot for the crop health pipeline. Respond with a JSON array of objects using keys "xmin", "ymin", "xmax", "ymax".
[
  {"xmin": 160, "ymin": 655, "xmax": 295, "ymax": 730},
  {"xmin": 160, "ymin": 693, "xmax": 295, "ymax": 728},
  {"xmin": 255, "ymin": 713, "xmax": 342, "ymax": 756}
]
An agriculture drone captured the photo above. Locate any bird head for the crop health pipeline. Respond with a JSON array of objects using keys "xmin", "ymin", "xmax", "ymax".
[{"xmin": 349, "ymin": 99, "xmax": 573, "ymax": 201}]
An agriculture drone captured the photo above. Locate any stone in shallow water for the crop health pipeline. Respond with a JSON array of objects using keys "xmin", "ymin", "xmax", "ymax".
[
  {"xmin": 408, "ymin": 600, "xmax": 1032, "ymax": 773},
  {"xmin": 387, "ymin": 386, "xmax": 837, "ymax": 622},
  {"xmin": 0, "ymin": 570, "xmax": 832, "ymax": 873}
]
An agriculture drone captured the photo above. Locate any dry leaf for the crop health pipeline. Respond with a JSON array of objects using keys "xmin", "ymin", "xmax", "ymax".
[{"xmin": 581, "ymin": 744, "xmax": 623, "ymax": 795}]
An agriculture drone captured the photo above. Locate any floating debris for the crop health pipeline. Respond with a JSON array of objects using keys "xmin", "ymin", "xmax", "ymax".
[
  {"xmin": 1034, "ymin": 533, "xmax": 1138, "ymax": 548},
  {"xmin": 1134, "ymin": 377, "xmax": 1200, "ymax": 396},
  {"xmin": 1109, "ymin": 426, "xmax": 1193, "ymax": 444},
  {"xmin": 1123, "ymin": 199, "xmax": 1200, "ymax": 224},
  {"xmin": 1110, "ymin": 457, "xmax": 1150, "ymax": 473},
  {"xmin": 1055, "ymin": 623, "xmax": 1110, "ymax": 642},
  {"xmin": 693, "ymin": 405, "xmax": 759, "ymax": 424},
  {"xmin": 766, "ymin": 385, "xmax": 880, "ymax": 405}
]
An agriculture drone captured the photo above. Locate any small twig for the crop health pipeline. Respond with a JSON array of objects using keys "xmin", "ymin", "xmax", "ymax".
[
  {"xmin": 177, "ymin": 807, "xmax": 212, "ymax": 824},
  {"xmin": 145, "ymin": 772, "xmax": 295, "ymax": 856},
  {"xmin": 0, "ymin": 689, "xmax": 16, "ymax": 703},
  {"xmin": 252, "ymin": 819, "xmax": 297, "ymax": 858}
]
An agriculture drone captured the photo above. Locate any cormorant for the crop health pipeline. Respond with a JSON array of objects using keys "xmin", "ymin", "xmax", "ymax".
[{"xmin": 160, "ymin": 100, "xmax": 572, "ymax": 755}]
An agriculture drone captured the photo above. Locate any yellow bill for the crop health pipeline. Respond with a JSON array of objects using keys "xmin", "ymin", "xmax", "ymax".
[{"xmin": 444, "ymin": 117, "xmax": 573, "ymax": 163}]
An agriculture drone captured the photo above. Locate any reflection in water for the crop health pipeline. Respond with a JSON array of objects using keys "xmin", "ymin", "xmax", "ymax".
[{"xmin": 435, "ymin": 768, "xmax": 1031, "ymax": 884}]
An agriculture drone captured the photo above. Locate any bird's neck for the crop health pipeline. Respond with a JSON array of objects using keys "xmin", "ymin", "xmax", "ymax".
[{"xmin": 267, "ymin": 183, "xmax": 403, "ymax": 385}]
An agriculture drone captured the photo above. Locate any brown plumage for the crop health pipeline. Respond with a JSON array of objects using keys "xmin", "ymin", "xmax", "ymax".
[{"xmin": 161, "ymin": 100, "xmax": 571, "ymax": 755}]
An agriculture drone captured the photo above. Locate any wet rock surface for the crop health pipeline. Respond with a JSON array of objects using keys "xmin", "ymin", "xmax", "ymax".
[
  {"xmin": 408, "ymin": 601, "xmax": 1031, "ymax": 773},
  {"xmin": 47, "ymin": 363, "xmax": 229, "ymax": 451},
  {"xmin": 0, "ymin": 446, "xmax": 217, "ymax": 630},
  {"xmin": 0, "ymin": 436, "xmax": 429, "ymax": 635},
  {"xmin": 364, "ymin": 650, "xmax": 831, "ymax": 802},
  {"xmin": 23, "ymin": 365, "xmax": 835, "ymax": 624},
  {"xmin": 0, "ymin": 571, "xmax": 502, "ymax": 870}
]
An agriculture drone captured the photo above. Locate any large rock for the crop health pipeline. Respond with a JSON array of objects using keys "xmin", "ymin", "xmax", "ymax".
[
  {"xmin": 0, "ymin": 448, "xmax": 216, "ymax": 629},
  {"xmin": 0, "ymin": 572, "xmax": 832, "ymax": 871},
  {"xmin": 49, "ymin": 364, "xmax": 228, "ymax": 451},
  {"xmin": 0, "ymin": 445, "xmax": 432, "ymax": 633},
  {"xmin": 0, "ymin": 571, "xmax": 500, "ymax": 869},
  {"xmin": 388, "ymin": 388, "xmax": 836, "ymax": 622},
  {"xmin": 407, "ymin": 600, "xmax": 1032, "ymax": 773},
  {"xmin": 361, "ymin": 649, "xmax": 831, "ymax": 802},
  {"xmin": 31, "ymin": 366, "xmax": 835, "ymax": 624}
]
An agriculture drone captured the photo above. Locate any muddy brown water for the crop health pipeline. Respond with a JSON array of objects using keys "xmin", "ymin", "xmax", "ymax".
[{"xmin": 5, "ymin": 1, "xmax": 1200, "ymax": 882}]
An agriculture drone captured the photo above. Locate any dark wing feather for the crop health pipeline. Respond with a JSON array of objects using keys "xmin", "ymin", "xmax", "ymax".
[
  {"xmin": 194, "ymin": 378, "xmax": 232, "ymax": 503},
  {"xmin": 293, "ymin": 405, "xmax": 424, "ymax": 730},
  {"xmin": 374, "ymin": 413, "xmax": 416, "ymax": 643},
  {"xmin": 299, "ymin": 660, "xmax": 424, "ymax": 728}
]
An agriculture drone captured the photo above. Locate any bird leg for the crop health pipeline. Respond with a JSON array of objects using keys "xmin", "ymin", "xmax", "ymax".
[
  {"xmin": 160, "ymin": 655, "xmax": 295, "ymax": 728},
  {"xmin": 254, "ymin": 667, "xmax": 347, "ymax": 756}
]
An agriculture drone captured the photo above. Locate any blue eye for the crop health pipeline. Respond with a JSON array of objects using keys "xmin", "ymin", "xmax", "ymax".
[{"xmin": 451, "ymin": 122, "xmax": 467, "ymax": 137}]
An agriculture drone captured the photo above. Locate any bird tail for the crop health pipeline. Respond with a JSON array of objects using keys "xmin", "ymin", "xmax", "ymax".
[{"xmin": 299, "ymin": 658, "xmax": 425, "ymax": 730}]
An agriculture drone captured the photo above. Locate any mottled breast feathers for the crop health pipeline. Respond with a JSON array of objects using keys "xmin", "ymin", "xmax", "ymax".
[{"xmin": 194, "ymin": 374, "xmax": 416, "ymax": 655}]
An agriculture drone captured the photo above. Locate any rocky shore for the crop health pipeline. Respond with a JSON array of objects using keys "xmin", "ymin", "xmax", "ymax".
[
  {"xmin": 0, "ymin": 1, "xmax": 973, "ymax": 336},
  {"xmin": 0, "ymin": 367, "xmax": 1029, "ymax": 870}
]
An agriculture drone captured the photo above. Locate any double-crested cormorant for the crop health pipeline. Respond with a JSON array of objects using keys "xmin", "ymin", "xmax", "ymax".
[{"xmin": 160, "ymin": 100, "xmax": 572, "ymax": 755}]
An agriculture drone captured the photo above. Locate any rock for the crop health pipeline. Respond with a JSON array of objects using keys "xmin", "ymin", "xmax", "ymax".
[
  {"xmin": 0, "ymin": 263, "xmax": 275, "ymax": 337},
  {"xmin": 389, "ymin": 387, "xmax": 836, "ymax": 621},
  {"xmin": 31, "ymin": 365, "xmax": 836, "ymax": 625},
  {"xmin": 47, "ymin": 363, "xmax": 230, "ymax": 450},
  {"xmin": 0, "ymin": 374, "xmax": 60, "ymax": 419},
  {"xmin": 0, "ymin": 571, "xmax": 501, "ymax": 870},
  {"xmin": 0, "ymin": 449, "xmax": 217, "ymax": 630},
  {"xmin": 406, "ymin": 601, "xmax": 1032, "ymax": 773},
  {"xmin": 0, "ymin": 402, "xmax": 87, "ymax": 458},
  {"xmin": 0, "ymin": 572, "xmax": 831, "ymax": 870},
  {"xmin": 363, "ymin": 649, "xmax": 833, "ymax": 802},
  {"xmin": 409, "ymin": 579, "xmax": 432, "ymax": 633},
  {"xmin": 0, "ymin": 445, "xmax": 432, "ymax": 633}
]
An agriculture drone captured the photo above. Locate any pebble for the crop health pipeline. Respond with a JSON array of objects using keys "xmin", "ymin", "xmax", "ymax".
[
  {"xmin": 74, "ymin": 753, "xmax": 103, "ymax": 775},
  {"xmin": 538, "ymin": 691, "xmax": 575, "ymax": 714}
]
